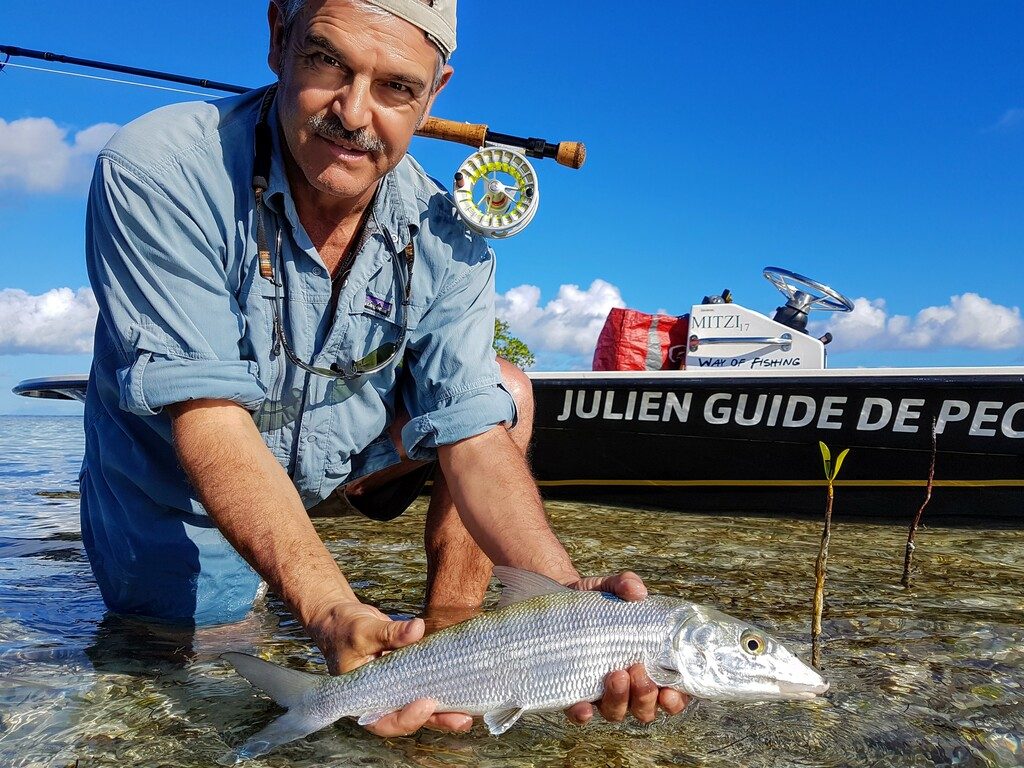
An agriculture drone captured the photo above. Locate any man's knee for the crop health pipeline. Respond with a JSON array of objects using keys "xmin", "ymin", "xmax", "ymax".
[{"xmin": 497, "ymin": 356, "xmax": 534, "ymax": 446}]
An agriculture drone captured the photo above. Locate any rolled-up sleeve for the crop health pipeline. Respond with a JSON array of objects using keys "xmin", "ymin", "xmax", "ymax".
[
  {"xmin": 400, "ymin": 237, "xmax": 516, "ymax": 460},
  {"xmin": 86, "ymin": 154, "xmax": 265, "ymax": 416}
]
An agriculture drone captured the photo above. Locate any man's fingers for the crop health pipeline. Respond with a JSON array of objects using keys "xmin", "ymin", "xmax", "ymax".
[
  {"xmin": 423, "ymin": 712, "xmax": 474, "ymax": 733},
  {"xmin": 565, "ymin": 701, "xmax": 594, "ymax": 726},
  {"xmin": 607, "ymin": 571, "xmax": 647, "ymax": 601},
  {"xmin": 364, "ymin": 698, "xmax": 437, "ymax": 737},
  {"xmin": 659, "ymin": 687, "xmax": 690, "ymax": 715},
  {"xmin": 573, "ymin": 572, "xmax": 648, "ymax": 602},
  {"xmin": 628, "ymin": 664, "xmax": 659, "ymax": 723},
  {"xmin": 596, "ymin": 669, "xmax": 630, "ymax": 722}
]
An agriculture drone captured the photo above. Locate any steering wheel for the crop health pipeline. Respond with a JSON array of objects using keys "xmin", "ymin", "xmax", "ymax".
[{"xmin": 763, "ymin": 267, "xmax": 855, "ymax": 313}]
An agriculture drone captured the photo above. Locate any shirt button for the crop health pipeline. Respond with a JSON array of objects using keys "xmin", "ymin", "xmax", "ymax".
[
  {"xmin": 312, "ymin": 266, "xmax": 323, "ymax": 277},
  {"xmin": 306, "ymin": 434, "xmax": 318, "ymax": 443}
]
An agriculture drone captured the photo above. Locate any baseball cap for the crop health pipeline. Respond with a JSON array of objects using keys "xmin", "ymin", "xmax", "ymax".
[{"xmin": 368, "ymin": 0, "xmax": 457, "ymax": 61}]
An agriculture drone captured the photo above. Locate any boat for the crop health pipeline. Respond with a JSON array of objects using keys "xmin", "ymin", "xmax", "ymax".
[
  {"xmin": 15, "ymin": 268, "xmax": 1024, "ymax": 524},
  {"xmin": 529, "ymin": 268, "xmax": 1024, "ymax": 523}
]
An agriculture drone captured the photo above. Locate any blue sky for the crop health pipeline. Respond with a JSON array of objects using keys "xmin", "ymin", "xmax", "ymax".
[{"xmin": 1, "ymin": 0, "xmax": 1022, "ymax": 414}]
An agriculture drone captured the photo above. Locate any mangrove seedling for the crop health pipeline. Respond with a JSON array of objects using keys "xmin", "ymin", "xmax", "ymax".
[
  {"xmin": 901, "ymin": 417, "xmax": 938, "ymax": 588},
  {"xmin": 812, "ymin": 440, "xmax": 849, "ymax": 668}
]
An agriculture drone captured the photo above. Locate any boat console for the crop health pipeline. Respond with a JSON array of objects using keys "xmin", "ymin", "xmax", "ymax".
[{"xmin": 686, "ymin": 267, "xmax": 854, "ymax": 371}]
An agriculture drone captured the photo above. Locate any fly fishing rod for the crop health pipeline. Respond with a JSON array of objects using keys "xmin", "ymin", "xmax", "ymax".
[{"xmin": 1, "ymin": 44, "xmax": 586, "ymax": 238}]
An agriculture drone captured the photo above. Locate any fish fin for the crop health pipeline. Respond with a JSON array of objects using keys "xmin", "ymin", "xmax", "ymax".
[
  {"xmin": 356, "ymin": 710, "xmax": 393, "ymax": 727},
  {"xmin": 220, "ymin": 709, "xmax": 328, "ymax": 763},
  {"xmin": 493, "ymin": 567, "xmax": 572, "ymax": 609},
  {"xmin": 483, "ymin": 703, "xmax": 526, "ymax": 735},
  {"xmin": 221, "ymin": 652, "xmax": 321, "ymax": 709},
  {"xmin": 644, "ymin": 651, "xmax": 684, "ymax": 688}
]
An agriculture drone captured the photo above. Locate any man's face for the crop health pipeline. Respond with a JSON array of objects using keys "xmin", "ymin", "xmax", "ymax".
[{"xmin": 268, "ymin": 0, "xmax": 452, "ymax": 205}]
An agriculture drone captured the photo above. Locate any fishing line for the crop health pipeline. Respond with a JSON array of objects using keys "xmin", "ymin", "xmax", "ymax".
[{"xmin": 0, "ymin": 62, "xmax": 217, "ymax": 98}]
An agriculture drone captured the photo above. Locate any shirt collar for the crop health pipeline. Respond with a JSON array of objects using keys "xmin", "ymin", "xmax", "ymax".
[{"xmin": 263, "ymin": 90, "xmax": 420, "ymax": 251}]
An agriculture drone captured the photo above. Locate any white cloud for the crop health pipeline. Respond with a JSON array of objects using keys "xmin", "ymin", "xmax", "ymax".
[
  {"xmin": 0, "ymin": 118, "xmax": 119, "ymax": 194},
  {"xmin": 810, "ymin": 293, "xmax": 1024, "ymax": 353},
  {"xmin": 0, "ymin": 288, "xmax": 98, "ymax": 355},
  {"xmin": 496, "ymin": 280, "xmax": 625, "ymax": 367}
]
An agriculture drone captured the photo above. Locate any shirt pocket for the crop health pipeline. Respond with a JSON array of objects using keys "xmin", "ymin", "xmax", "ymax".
[{"xmin": 340, "ymin": 287, "xmax": 419, "ymax": 371}]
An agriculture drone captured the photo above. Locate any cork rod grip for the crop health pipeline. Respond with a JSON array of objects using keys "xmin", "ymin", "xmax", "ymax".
[
  {"xmin": 415, "ymin": 117, "xmax": 489, "ymax": 149},
  {"xmin": 416, "ymin": 117, "xmax": 588, "ymax": 170}
]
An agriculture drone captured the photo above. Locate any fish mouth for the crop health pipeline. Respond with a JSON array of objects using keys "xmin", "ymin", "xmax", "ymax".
[{"xmin": 777, "ymin": 678, "xmax": 830, "ymax": 698}]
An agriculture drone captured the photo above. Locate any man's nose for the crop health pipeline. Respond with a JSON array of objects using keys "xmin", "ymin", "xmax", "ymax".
[{"xmin": 334, "ymin": 75, "xmax": 373, "ymax": 132}]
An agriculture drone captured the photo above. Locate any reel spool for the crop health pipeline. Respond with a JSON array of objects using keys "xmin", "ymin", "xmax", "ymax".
[{"xmin": 453, "ymin": 145, "xmax": 539, "ymax": 239}]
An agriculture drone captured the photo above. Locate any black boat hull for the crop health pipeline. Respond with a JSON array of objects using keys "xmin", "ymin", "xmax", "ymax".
[{"xmin": 529, "ymin": 369, "xmax": 1024, "ymax": 523}]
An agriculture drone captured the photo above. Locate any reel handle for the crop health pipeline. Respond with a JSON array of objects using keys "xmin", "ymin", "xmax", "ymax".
[{"xmin": 415, "ymin": 117, "xmax": 587, "ymax": 170}]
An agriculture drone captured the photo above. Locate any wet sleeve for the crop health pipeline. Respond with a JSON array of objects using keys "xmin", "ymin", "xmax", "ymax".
[
  {"xmin": 86, "ymin": 154, "xmax": 265, "ymax": 417},
  {"xmin": 400, "ymin": 236, "xmax": 517, "ymax": 461}
]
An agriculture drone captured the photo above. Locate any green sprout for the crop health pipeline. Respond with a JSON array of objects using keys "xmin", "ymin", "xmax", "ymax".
[{"xmin": 812, "ymin": 441, "xmax": 849, "ymax": 668}]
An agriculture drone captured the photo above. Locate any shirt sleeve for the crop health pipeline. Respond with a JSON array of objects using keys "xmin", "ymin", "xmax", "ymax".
[
  {"xmin": 86, "ymin": 154, "xmax": 265, "ymax": 417},
  {"xmin": 400, "ymin": 235, "xmax": 517, "ymax": 461}
]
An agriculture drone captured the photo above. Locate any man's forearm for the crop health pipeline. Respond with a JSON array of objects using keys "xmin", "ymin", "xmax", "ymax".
[
  {"xmin": 169, "ymin": 399, "xmax": 357, "ymax": 625},
  {"xmin": 437, "ymin": 426, "xmax": 579, "ymax": 585}
]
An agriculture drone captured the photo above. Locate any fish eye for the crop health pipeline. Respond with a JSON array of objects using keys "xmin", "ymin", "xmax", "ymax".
[{"xmin": 740, "ymin": 630, "xmax": 766, "ymax": 656}]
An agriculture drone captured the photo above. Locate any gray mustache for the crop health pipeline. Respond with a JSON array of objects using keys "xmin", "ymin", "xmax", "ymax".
[{"xmin": 308, "ymin": 113, "xmax": 386, "ymax": 154}]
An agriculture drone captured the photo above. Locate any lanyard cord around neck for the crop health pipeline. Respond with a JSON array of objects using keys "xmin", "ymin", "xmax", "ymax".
[{"xmin": 253, "ymin": 84, "xmax": 278, "ymax": 283}]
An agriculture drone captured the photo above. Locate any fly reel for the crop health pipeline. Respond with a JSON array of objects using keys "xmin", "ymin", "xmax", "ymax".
[{"xmin": 453, "ymin": 145, "xmax": 540, "ymax": 239}]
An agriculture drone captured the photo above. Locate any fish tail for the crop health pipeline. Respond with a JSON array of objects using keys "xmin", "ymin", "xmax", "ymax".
[{"xmin": 220, "ymin": 652, "xmax": 331, "ymax": 763}]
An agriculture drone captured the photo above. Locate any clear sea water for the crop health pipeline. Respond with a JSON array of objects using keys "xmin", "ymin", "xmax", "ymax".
[{"xmin": 1, "ymin": 415, "xmax": 1023, "ymax": 767}]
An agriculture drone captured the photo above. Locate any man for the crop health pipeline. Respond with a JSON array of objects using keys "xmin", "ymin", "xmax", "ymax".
[{"xmin": 82, "ymin": 0, "xmax": 687, "ymax": 736}]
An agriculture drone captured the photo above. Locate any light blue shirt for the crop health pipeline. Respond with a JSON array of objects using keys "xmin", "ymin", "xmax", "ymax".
[{"xmin": 80, "ymin": 87, "xmax": 515, "ymax": 624}]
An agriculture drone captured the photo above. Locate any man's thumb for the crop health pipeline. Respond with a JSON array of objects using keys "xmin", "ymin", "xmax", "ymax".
[{"xmin": 378, "ymin": 617, "xmax": 425, "ymax": 650}]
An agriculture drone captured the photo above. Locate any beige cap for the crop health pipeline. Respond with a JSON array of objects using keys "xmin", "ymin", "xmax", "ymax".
[{"xmin": 368, "ymin": 0, "xmax": 457, "ymax": 61}]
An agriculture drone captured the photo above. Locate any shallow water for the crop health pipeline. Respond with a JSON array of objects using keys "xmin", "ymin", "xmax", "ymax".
[{"xmin": 1, "ymin": 415, "xmax": 1023, "ymax": 767}]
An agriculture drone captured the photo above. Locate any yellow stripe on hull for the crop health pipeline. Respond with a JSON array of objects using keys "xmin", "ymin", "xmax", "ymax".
[{"xmin": 535, "ymin": 479, "xmax": 1024, "ymax": 489}]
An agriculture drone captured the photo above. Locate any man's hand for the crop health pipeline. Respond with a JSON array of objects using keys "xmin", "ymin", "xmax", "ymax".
[
  {"xmin": 563, "ymin": 572, "xmax": 690, "ymax": 726},
  {"xmin": 305, "ymin": 600, "xmax": 473, "ymax": 736}
]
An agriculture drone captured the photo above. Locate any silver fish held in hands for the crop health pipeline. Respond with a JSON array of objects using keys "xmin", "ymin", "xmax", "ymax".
[{"xmin": 221, "ymin": 567, "xmax": 828, "ymax": 761}]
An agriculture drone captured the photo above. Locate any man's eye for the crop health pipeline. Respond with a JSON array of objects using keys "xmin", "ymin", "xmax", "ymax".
[
  {"xmin": 386, "ymin": 82, "xmax": 410, "ymax": 93},
  {"xmin": 316, "ymin": 52, "xmax": 341, "ymax": 68}
]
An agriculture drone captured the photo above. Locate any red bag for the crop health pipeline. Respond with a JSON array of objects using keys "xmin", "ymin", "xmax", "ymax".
[{"xmin": 592, "ymin": 308, "xmax": 689, "ymax": 371}]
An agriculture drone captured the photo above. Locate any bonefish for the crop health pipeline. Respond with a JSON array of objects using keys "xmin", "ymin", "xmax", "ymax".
[{"xmin": 222, "ymin": 567, "xmax": 827, "ymax": 760}]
